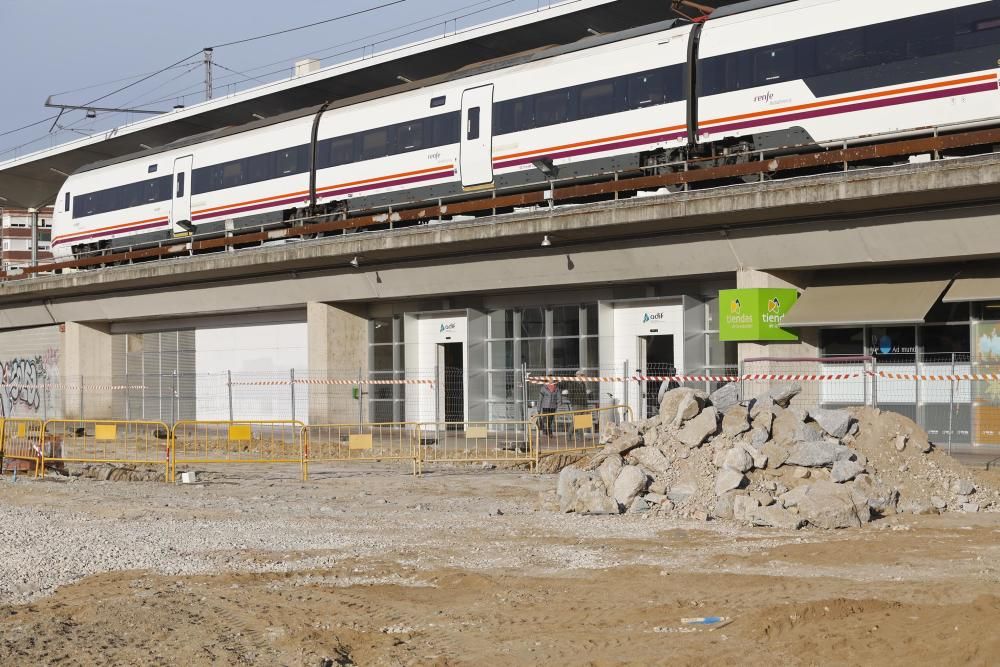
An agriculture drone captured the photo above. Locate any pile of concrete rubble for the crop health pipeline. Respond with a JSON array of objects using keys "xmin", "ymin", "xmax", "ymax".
[{"xmin": 553, "ymin": 384, "xmax": 998, "ymax": 529}]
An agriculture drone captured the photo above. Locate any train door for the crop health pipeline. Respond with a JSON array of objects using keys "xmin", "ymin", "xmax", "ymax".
[
  {"xmin": 460, "ymin": 85, "xmax": 494, "ymax": 188},
  {"xmin": 171, "ymin": 155, "xmax": 194, "ymax": 236}
]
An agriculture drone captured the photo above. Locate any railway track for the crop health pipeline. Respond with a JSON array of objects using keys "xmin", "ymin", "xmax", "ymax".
[{"xmin": 5, "ymin": 124, "xmax": 1000, "ymax": 281}]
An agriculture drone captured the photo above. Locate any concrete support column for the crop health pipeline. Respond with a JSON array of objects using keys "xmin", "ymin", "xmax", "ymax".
[
  {"xmin": 308, "ymin": 302, "xmax": 368, "ymax": 424},
  {"xmin": 736, "ymin": 269, "xmax": 820, "ymax": 407},
  {"xmin": 62, "ymin": 322, "xmax": 113, "ymax": 419}
]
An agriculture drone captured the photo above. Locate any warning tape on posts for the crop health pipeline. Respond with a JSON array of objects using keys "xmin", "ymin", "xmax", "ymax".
[
  {"xmin": 0, "ymin": 383, "xmax": 148, "ymax": 390},
  {"xmin": 874, "ymin": 371, "xmax": 1000, "ymax": 381},
  {"xmin": 529, "ymin": 371, "xmax": 1000, "ymax": 383},
  {"xmin": 228, "ymin": 378, "xmax": 436, "ymax": 386}
]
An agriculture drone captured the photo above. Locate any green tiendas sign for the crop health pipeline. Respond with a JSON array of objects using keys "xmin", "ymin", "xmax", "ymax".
[{"xmin": 719, "ymin": 288, "xmax": 799, "ymax": 341}]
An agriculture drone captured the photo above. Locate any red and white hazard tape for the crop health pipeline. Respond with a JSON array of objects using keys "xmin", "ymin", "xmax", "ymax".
[
  {"xmin": 873, "ymin": 371, "xmax": 1000, "ymax": 381},
  {"xmin": 635, "ymin": 375, "xmax": 744, "ymax": 383},
  {"xmin": 0, "ymin": 383, "xmax": 147, "ymax": 390},
  {"xmin": 530, "ymin": 371, "xmax": 1000, "ymax": 384},
  {"xmin": 229, "ymin": 378, "xmax": 436, "ymax": 387}
]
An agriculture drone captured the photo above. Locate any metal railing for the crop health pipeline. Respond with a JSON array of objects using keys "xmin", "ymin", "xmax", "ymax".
[
  {"xmin": 39, "ymin": 419, "xmax": 171, "ymax": 480},
  {"xmin": 533, "ymin": 404, "xmax": 634, "ymax": 457},
  {"xmin": 302, "ymin": 422, "xmax": 420, "ymax": 478},
  {"xmin": 415, "ymin": 421, "xmax": 537, "ymax": 474},
  {"xmin": 0, "ymin": 418, "xmax": 44, "ymax": 477},
  {"xmin": 170, "ymin": 420, "xmax": 306, "ymax": 482}
]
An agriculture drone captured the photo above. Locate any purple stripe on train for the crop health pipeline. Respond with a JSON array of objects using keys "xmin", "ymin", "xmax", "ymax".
[
  {"xmin": 700, "ymin": 81, "xmax": 998, "ymax": 137},
  {"xmin": 192, "ymin": 169, "xmax": 453, "ymax": 222},
  {"xmin": 52, "ymin": 219, "xmax": 169, "ymax": 247},
  {"xmin": 493, "ymin": 131, "xmax": 687, "ymax": 170}
]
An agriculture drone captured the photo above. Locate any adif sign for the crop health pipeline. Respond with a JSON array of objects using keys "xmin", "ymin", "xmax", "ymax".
[{"xmin": 719, "ymin": 288, "xmax": 799, "ymax": 342}]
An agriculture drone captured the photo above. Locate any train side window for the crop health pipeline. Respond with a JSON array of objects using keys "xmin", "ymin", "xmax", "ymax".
[
  {"xmin": 467, "ymin": 107, "xmax": 480, "ymax": 140},
  {"xmin": 145, "ymin": 180, "xmax": 159, "ymax": 203},
  {"xmin": 246, "ymin": 153, "xmax": 273, "ymax": 183},
  {"xmin": 578, "ymin": 80, "xmax": 617, "ymax": 119},
  {"xmin": 123, "ymin": 183, "xmax": 141, "ymax": 209},
  {"xmin": 221, "ymin": 162, "xmax": 243, "ymax": 188},
  {"xmin": 431, "ymin": 112, "xmax": 460, "ymax": 145},
  {"xmin": 629, "ymin": 71, "xmax": 666, "ymax": 107},
  {"xmin": 64, "ymin": 192, "xmax": 70, "ymax": 212},
  {"xmin": 905, "ymin": 13, "xmax": 953, "ymax": 57},
  {"xmin": 360, "ymin": 128, "xmax": 389, "ymax": 161},
  {"xmin": 815, "ymin": 30, "xmax": 865, "ymax": 75},
  {"xmin": 328, "ymin": 136, "xmax": 355, "ymax": 167},
  {"xmin": 754, "ymin": 45, "xmax": 795, "ymax": 85},
  {"xmin": 864, "ymin": 26, "xmax": 907, "ymax": 66},
  {"xmin": 397, "ymin": 121, "xmax": 423, "ymax": 151},
  {"xmin": 176, "ymin": 172, "xmax": 185, "ymax": 198},
  {"xmin": 278, "ymin": 148, "xmax": 299, "ymax": 175},
  {"xmin": 534, "ymin": 90, "xmax": 570, "ymax": 126}
]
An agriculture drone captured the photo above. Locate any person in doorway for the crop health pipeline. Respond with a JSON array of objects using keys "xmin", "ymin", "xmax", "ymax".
[
  {"xmin": 538, "ymin": 381, "xmax": 560, "ymax": 435},
  {"xmin": 657, "ymin": 364, "xmax": 681, "ymax": 413}
]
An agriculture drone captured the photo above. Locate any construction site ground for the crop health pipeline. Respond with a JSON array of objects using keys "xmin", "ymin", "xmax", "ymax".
[{"xmin": 1, "ymin": 464, "xmax": 999, "ymax": 666}]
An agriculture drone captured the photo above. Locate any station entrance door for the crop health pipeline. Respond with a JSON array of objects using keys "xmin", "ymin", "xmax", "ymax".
[{"xmin": 638, "ymin": 334, "xmax": 675, "ymax": 419}]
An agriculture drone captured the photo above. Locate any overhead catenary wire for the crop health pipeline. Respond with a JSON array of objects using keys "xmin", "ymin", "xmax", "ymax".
[
  {"xmin": 0, "ymin": 0, "xmax": 566, "ymax": 153},
  {"xmin": 0, "ymin": 0, "xmax": 408, "ymax": 140},
  {"xmin": 208, "ymin": 0, "xmax": 408, "ymax": 49},
  {"xmin": 111, "ymin": 0, "xmax": 526, "ymax": 112}
]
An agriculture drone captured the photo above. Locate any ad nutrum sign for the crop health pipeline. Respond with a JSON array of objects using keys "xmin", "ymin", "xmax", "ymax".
[{"xmin": 719, "ymin": 288, "xmax": 799, "ymax": 342}]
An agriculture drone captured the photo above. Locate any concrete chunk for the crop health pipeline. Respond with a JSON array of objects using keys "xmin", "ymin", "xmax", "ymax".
[
  {"xmin": 612, "ymin": 466, "xmax": 648, "ymax": 509},
  {"xmin": 677, "ymin": 406, "xmax": 719, "ymax": 448},
  {"xmin": 770, "ymin": 384, "xmax": 802, "ymax": 408},
  {"xmin": 752, "ymin": 505, "xmax": 806, "ymax": 530},
  {"xmin": 831, "ymin": 459, "xmax": 865, "ymax": 483},
  {"xmin": 627, "ymin": 446, "xmax": 671, "ymax": 476},
  {"xmin": 811, "ymin": 408, "xmax": 853, "ymax": 439},
  {"xmin": 709, "ymin": 383, "xmax": 740, "ymax": 412},
  {"xmin": 715, "ymin": 468, "xmax": 746, "ymax": 495},
  {"xmin": 786, "ymin": 440, "xmax": 853, "ymax": 468},
  {"xmin": 721, "ymin": 404, "xmax": 751, "ymax": 437},
  {"xmin": 796, "ymin": 481, "xmax": 869, "ymax": 528}
]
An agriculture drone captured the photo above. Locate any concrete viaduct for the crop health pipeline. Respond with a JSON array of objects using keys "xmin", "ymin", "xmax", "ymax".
[{"xmin": 3, "ymin": 153, "xmax": 1000, "ymax": 419}]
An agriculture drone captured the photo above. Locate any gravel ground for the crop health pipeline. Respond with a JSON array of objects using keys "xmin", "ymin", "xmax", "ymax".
[
  {"xmin": 1, "ymin": 464, "xmax": 999, "ymax": 665},
  {"xmin": 3, "ymin": 464, "xmax": 999, "ymax": 606}
]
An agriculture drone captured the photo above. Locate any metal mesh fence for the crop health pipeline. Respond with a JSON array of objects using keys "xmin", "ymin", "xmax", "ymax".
[
  {"xmin": 741, "ymin": 356, "xmax": 873, "ymax": 411},
  {"xmin": 3, "ymin": 357, "xmax": 995, "ymax": 454}
]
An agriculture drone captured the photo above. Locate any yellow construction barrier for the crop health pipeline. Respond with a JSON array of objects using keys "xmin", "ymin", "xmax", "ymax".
[
  {"xmin": 534, "ymin": 405, "xmax": 635, "ymax": 457},
  {"xmin": 40, "ymin": 420, "xmax": 171, "ymax": 480},
  {"xmin": 171, "ymin": 420, "xmax": 306, "ymax": 481},
  {"xmin": 0, "ymin": 418, "xmax": 45, "ymax": 477},
  {"xmin": 416, "ymin": 421, "xmax": 537, "ymax": 474},
  {"xmin": 302, "ymin": 422, "xmax": 420, "ymax": 478}
]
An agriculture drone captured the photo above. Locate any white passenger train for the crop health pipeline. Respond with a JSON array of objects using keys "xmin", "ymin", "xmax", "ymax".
[{"xmin": 52, "ymin": 0, "xmax": 1000, "ymax": 259}]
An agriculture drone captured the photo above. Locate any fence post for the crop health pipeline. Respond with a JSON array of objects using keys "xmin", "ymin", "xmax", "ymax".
[
  {"xmin": 79, "ymin": 378, "xmax": 84, "ymax": 422},
  {"xmin": 358, "ymin": 367, "xmax": 364, "ymax": 426},
  {"xmin": 290, "ymin": 368, "xmax": 296, "ymax": 423},
  {"xmin": 948, "ymin": 353, "xmax": 956, "ymax": 455},
  {"xmin": 863, "ymin": 358, "xmax": 869, "ymax": 407},
  {"xmin": 172, "ymin": 370, "xmax": 179, "ymax": 424},
  {"xmin": 227, "ymin": 370, "xmax": 234, "ymax": 422},
  {"xmin": 622, "ymin": 361, "xmax": 630, "ymax": 418},
  {"xmin": 520, "ymin": 362, "xmax": 528, "ymax": 421},
  {"xmin": 872, "ymin": 356, "xmax": 879, "ymax": 408}
]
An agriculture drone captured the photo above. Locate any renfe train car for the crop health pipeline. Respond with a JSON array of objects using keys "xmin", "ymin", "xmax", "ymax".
[{"xmin": 51, "ymin": 0, "xmax": 1000, "ymax": 260}]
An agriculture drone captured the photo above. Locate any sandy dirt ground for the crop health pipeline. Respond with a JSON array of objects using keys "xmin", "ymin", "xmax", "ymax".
[{"xmin": 1, "ymin": 464, "xmax": 999, "ymax": 666}]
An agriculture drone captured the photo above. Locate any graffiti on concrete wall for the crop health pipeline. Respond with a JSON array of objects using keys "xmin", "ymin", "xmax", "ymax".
[{"xmin": 0, "ymin": 349, "xmax": 60, "ymax": 418}]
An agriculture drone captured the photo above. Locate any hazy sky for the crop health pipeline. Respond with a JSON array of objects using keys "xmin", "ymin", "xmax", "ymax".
[{"xmin": 0, "ymin": 0, "xmax": 558, "ymax": 157}]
